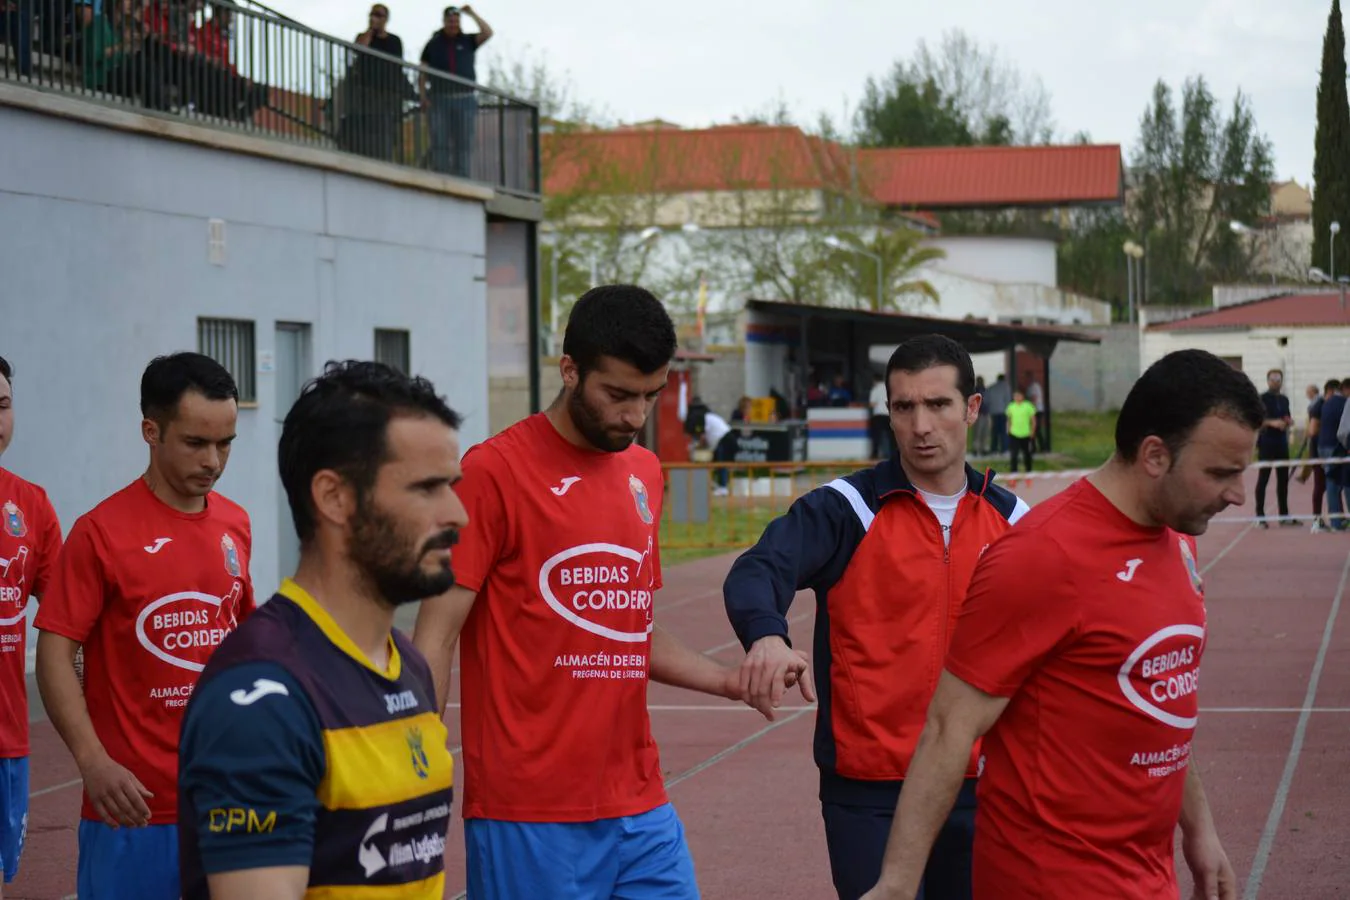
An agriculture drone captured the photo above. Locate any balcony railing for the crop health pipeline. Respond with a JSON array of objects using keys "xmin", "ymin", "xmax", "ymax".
[{"xmin": 0, "ymin": 0, "xmax": 540, "ymax": 198}]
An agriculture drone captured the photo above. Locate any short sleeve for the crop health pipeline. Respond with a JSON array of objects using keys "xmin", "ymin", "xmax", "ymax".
[
  {"xmin": 34, "ymin": 517, "xmax": 106, "ymax": 643},
  {"xmin": 31, "ymin": 491, "xmax": 63, "ymax": 600},
  {"xmin": 179, "ymin": 662, "xmax": 325, "ymax": 874},
  {"xmin": 449, "ymin": 446, "xmax": 511, "ymax": 594},
  {"xmin": 944, "ymin": 529, "xmax": 1082, "ymax": 698}
]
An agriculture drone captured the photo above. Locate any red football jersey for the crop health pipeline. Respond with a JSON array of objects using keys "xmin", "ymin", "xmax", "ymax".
[
  {"xmin": 0, "ymin": 468, "xmax": 63, "ymax": 758},
  {"xmin": 946, "ymin": 478, "xmax": 1207, "ymax": 900},
  {"xmin": 35, "ymin": 478, "xmax": 254, "ymax": 824},
  {"xmin": 451, "ymin": 413, "xmax": 668, "ymax": 822}
]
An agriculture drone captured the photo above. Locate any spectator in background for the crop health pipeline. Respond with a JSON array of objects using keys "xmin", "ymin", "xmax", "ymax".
[
  {"xmin": 338, "ymin": 3, "xmax": 413, "ymax": 161},
  {"xmin": 869, "ymin": 373, "xmax": 889, "ymax": 460},
  {"xmin": 1298, "ymin": 380, "xmax": 1337, "ymax": 532},
  {"xmin": 827, "ymin": 373, "xmax": 853, "ymax": 407},
  {"xmin": 1253, "ymin": 368, "xmax": 1294, "ymax": 528},
  {"xmin": 1318, "ymin": 378, "xmax": 1349, "ymax": 532},
  {"xmin": 971, "ymin": 375, "xmax": 990, "ymax": 457},
  {"xmin": 82, "ymin": 0, "xmax": 160, "ymax": 107},
  {"xmin": 0, "ymin": 0, "xmax": 34, "ymax": 77},
  {"xmin": 984, "ymin": 374, "xmax": 1009, "ymax": 455},
  {"xmin": 1025, "ymin": 377, "xmax": 1045, "ymax": 451},
  {"xmin": 1006, "ymin": 389, "xmax": 1036, "ymax": 474},
  {"xmin": 419, "ymin": 4, "xmax": 492, "ymax": 178}
]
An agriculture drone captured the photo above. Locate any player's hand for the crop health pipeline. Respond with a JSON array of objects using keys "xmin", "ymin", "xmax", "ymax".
[
  {"xmin": 1183, "ymin": 829, "xmax": 1237, "ymax": 900},
  {"xmin": 80, "ymin": 753, "xmax": 153, "ymax": 828},
  {"xmin": 738, "ymin": 636, "xmax": 816, "ymax": 721}
]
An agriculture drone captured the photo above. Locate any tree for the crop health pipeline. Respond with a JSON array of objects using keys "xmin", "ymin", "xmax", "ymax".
[
  {"xmin": 911, "ymin": 30, "xmax": 1054, "ymax": 145},
  {"xmin": 480, "ymin": 42, "xmax": 604, "ymax": 127},
  {"xmin": 1313, "ymin": 0, "xmax": 1350, "ymax": 278},
  {"xmin": 821, "ymin": 228, "xmax": 946, "ymax": 312},
  {"xmin": 854, "ymin": 29, "xmax": 1055, "ymax": 149},
  {"xmin": 1130, "ymin": 76, "xmax": 1275, "ymax": 304},
  {"xmin": 856, "ymin": 70, "xmax": 975, "ymax": 148}
]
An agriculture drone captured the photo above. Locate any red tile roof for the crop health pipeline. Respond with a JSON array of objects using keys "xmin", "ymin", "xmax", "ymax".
[
  {"xmin": 858, "ymin": 144, "xmax": 1124, "ymax": 209},
  {"xmin": 543, "ymin": 125, "xmax": 858, "ymax": 196},
  {"xmin": 1148, "ymin": 293, "xmax": 1350, "ymax": 331},
  {"xmin": 543, "ymin": 125, "xmax": 1124, "ymax": 214}
]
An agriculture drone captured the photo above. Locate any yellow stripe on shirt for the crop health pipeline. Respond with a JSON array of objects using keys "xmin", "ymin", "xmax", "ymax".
[
  {"xmin": 305, "ymin": 872, "xmax": 446, "ymax": 899},
  {"xmin": 317, "ymin": 712, "xmax": 454, "ymax": 811}
]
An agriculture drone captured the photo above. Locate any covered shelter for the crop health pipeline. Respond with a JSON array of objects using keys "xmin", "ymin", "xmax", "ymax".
[{"xmin": 743, "ymin": 298, "xmax": 1102, "ymax": 453}]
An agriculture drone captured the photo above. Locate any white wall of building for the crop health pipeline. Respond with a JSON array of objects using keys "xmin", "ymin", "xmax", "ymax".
[
  {"xmin": 909, "ymin": 270, "xmax": 1111, "ymax": 326},
  {"xmin": 1141, "ymin": 325, "xmax": 1350, "ymax": 402},
  {"xmin": 923, "ymin": 235, "xmax": 1058, "ymax": 287},
  {"xmin": 0, "ymin": 105, "xmax": 490, "ymax": 664}
]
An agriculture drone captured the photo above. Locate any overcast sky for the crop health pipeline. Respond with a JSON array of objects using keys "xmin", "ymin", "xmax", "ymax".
[{"xmin": 275, "ymin": 0, "xmax": 1332, "ymax": 186}]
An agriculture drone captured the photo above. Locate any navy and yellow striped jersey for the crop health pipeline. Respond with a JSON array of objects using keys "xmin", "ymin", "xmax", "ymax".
[{"xmin": 178, "ymin": 579, "xmax": 454, "ymax": 899}]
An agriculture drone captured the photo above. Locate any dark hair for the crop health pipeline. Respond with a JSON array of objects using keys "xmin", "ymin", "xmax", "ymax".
[
  {"xmin": 562, "ymin": 284, "xmax": 677, "ymax": 379},
  {"xmin": 141, "ymin": 352, "xmax": 239, "ymax": 424},
  {"xmin": 884, "ymin": 334, "xmax": 976, "ymax": 399},
  {"xmin": 0, "ymin": 356, "xmax": 11, "ymax": 385},
  {"xmin": 1115, "ymin": 349, "xmax": 1264, "ymax": 463},
  {"xmin": 279, "ymin": 360, "xmax": 463, "ymax": 542},
  {"xmin": 1325, "ymin": 379, "xmax": 1341, "ymax": 393},
  {"xmin": 443, "ymin": 5, "xmax": 459, "ymax": 15}
]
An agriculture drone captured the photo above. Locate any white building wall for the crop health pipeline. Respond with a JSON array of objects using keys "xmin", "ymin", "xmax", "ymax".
[
  {"xmin": 1141, "ymin": 326, "xmax": 1350, "ymax": 400},
  {"xmin": 923, "ymin": 235, "xmax": 1058, "ymax": 287},
  {"xmin": 0, "ymin": 104, "xmax": 490, "ymax": 664}
]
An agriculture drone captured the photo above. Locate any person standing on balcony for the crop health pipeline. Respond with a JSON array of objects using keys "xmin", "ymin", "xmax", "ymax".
[
  {"xmin": 339, "ymin": 3, "xmax": 413, "ymax": 162},
  {"xmin": 418, "ymin": 4, "xmax": 491, "ymax": 178},
  {"xmin": 722, "ymin": 334, "xmax": 1029, "ymax": 900}
]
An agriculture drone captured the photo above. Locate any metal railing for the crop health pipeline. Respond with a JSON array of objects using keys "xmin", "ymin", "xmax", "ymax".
[{"xmin": 0, "ymin": 0, "xmax": 540, "ymax": 197}]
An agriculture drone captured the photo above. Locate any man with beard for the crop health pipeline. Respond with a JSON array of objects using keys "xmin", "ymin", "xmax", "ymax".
[
  {"xmin": 861, "ymin": 349, "xmax": 1258, "ymax": 900},
  {"xmin": 413, "ymin": 284, "xmax": 805, "ymax": 899},
  {"xmin": 35, "ymin": 352, "xmax": 254, "ymax": 900},
  {"xmin": 723, "ymin": 334, "xmax": 1027, "ymax": 900},
  {"xmin": 176, "ymin": 360, "xmax": 463, "ymax": 899}
]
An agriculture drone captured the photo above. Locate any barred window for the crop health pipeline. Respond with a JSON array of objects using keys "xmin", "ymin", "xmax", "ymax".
[
  {"xmin": 375, "ymin": 328, "xmax": 411, "ymax": 375},
  {"xmin": 197, "ymin": 317, "xmax": 257, "ymax": 403}
]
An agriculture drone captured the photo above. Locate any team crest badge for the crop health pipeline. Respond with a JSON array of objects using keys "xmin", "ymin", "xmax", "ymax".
[
  {"xmin": 407, "ymin": 726, "xmax": 430, "ymax": 780},
  {"xmin": 3, "ymin": 501, "xmax": 26, "ymax": 538},
  {"xmin": 221, "ymin": 533, "xmax": 242, "ymax": 578},
  {"xmin": 628, "ymin": 474, "xmax": 653, "ymax": 525},
  {"xmin": 1178, "ymin": 539, "xmax": 1203, "ymax": 595}
]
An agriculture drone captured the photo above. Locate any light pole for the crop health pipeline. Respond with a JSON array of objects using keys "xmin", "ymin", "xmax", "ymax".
[
  {"xmin": 1310, "ymin": 266, "xmax": 1347, "ymax": 311},
  {"xmin": 824, "ymin": 235, "xmax": 883, "ymax": 310},
  {"xmin": 1231, "ymin": 220, "xmax": 1276, "ymax": 286},
  {"xmin": 1331, "ymin": 221, "xmax": 1341, "ymax": 281},
  {"xmin": 1122, "ymin": 240, "xmax": 1144, "ymax": 323}
]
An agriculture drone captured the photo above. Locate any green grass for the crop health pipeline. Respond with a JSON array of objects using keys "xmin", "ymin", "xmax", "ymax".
[{"xmin": 657, "ymin": 411, "xmax": 1120, "ymax": 566}]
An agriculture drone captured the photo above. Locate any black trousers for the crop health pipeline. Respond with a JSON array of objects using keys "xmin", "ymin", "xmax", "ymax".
[
  {"xmin": 1255, "ymin": 449, "xmax": 1289, "ymax": 517},
  {"xmin": 1008, "ymin": 436, "xmax": 1034, "ymax": 472},
  {"xmin": 822, "ymin": 779, "xmax": 977, "ymax": 900}
]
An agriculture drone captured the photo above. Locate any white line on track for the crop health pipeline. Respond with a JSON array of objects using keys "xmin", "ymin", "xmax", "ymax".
[{"xmin": 1243, "ymin": 546, "xmax": 1350, "ymax": 900}]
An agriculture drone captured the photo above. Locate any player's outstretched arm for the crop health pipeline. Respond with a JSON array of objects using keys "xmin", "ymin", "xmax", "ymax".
[
  {"xmin": 179, "ymin": 662, "xmax": 325, "ymax": 899},
  {"xmin": 861, "ymin": 671, "xmax": 1009, "ymax": 900},
  {"xmin": 36, "ymin": 630, "xmax": 152, "ymax": 827},
  {"xmin": 723, "ymin": 483, "xmax": 862, "ymax": 718},
  {"xmin": 648, "ymin": 626, "xmax": 814, "ymax": 721},
  {"xmin": 411, "ymin": 585, "xmax": 478, "ymax": 709},
  {"xmin": 1179, "ymin": 762, "xmax": 1237, "ymax": 900}
]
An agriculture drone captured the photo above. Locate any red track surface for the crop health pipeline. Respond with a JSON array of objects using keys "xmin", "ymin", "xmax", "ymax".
[{"xmin": 9, "ymin": 469, "xmax": 1350, "ymax": 899}]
